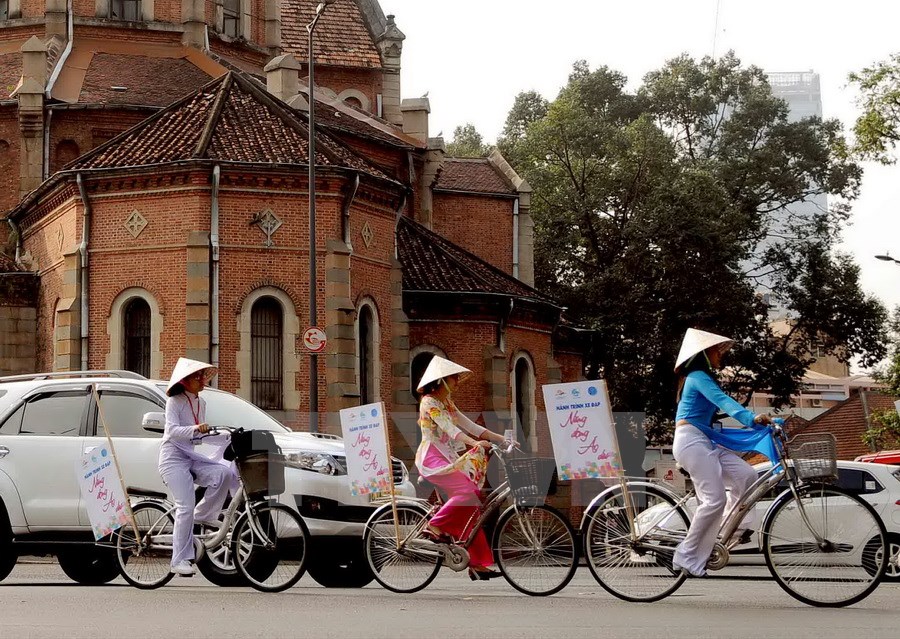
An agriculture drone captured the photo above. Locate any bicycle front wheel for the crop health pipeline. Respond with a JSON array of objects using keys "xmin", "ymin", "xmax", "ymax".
[
  {"xmin": 363, "ymin": 503, "xmax": 442, "ymax": 593},
  {"xmin": 583, "ymin": 483, "xmax": 689, "ymax": 602},
  {"xmin": 763, "ymin": 483, "xmax": 887, "ymax": 607},
  {"xmin": 493, "ymin": 504, "xmax": 578, "ymax": 596},
  {"xmin": 232, "ymin": 502, "xmax": 308, "ymax": 593},
  {"xmin": 116, "ymin": 501, "xmax": 176, "ymax": 590}
]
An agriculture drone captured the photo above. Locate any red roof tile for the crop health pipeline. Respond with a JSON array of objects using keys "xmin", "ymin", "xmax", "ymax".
[
  {"xmin": 68, "ymin": 72, "xmax": 392, "ymax": 180},
  {"xmin": 0, "ymin": 52, "xmax": 22, "ymax": 99},
  {"xmin": 281, "ymin": 0, "xmax": 382, "ymax": 68},
  {"xmin": 79, "ymin": 54, "xmax": 214, "ymax": 107},
  {"xmin": 790, "ymin": 391, "xmax": 899, "ymax": 460},
  {"xmin": 396, "ymin": 215, "xmax": 556, "ymax": 305},
  {"xmin": 433, "ymin": 159, "xmax": 517, "ymax": 195}
]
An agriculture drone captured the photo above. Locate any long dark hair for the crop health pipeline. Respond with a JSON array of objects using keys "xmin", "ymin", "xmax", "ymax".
[{"xmin": 675, "ymin": 351, "xmax": 714, "ymax": 403}]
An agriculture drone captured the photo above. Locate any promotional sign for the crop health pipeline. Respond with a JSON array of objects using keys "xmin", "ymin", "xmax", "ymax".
[
  {"xmin": 303, "ymin": 327, "xmax": 327, "ymax": 353},
  {"xmin": 541, "ymin": 380, "xmax": 621, "ymax": 480},
  {"xmin": 76, "ymin": 445, "xmax": 131, "ymax": 540},
  {"xmin": 339, "ymin": 402, "xmax": 392, "ymax": 497},
  {"xmin": 654, "ymin": 460, "xmax": 686, "ymax": 493}
]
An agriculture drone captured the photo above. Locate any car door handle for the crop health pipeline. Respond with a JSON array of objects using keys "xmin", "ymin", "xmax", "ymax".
[{"xmin": 0, "ymin": 446, "xmax": 9, "ymax": 459}]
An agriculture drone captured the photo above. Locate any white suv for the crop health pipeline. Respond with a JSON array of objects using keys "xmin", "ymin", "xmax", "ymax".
[{"xmin": 0, "ymin": 371, "xmax": 415, "ymax": 587}]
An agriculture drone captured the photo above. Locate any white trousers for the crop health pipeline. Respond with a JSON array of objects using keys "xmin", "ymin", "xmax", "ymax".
[
  {"xmin": 672, "ymin": 425, "xmax": 757, "ymax": 575},
  {"xmin": 160, "ymin": 460, "xmax": 234, "ymax": 567}
]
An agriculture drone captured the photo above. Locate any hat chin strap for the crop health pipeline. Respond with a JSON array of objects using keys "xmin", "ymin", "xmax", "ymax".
[{"xmin": 441, "ymin": 378, "xmax": 453, "ymax": 394}]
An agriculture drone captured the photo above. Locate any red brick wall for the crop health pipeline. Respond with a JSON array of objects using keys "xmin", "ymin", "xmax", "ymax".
[
  {"xmin": 74, "ymin": 26, "xmax": 183, "ymax": 45},
  {"xmin": 19, "ymin": 0, "xmax": 44, "ymax": 18},
  {"xmin": 154, "ymin": 0, "xmax": 182, "ymax": 24},
  {"xmin": 0, "ymin": 108, "xmax": 21, "ymax": 214},
  {"xmin": 315, "ymin": 66, "xmax": 383, "ymax": 115},
  {"xmin": 73, "ymin": 0, "xmax": 96, "ymax": 17},
  {"xmin": 432, "ymin": 192, "xmax": 515, "ymax": 275},
  {"xmin": 49, "ymin": 109, "xmax": 154, "ymax": 173}
]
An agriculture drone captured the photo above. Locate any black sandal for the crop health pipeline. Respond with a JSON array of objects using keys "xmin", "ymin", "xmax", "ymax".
[{"xmin": 468, "ymin": 568, "xmax": 503, "ymax": 581}]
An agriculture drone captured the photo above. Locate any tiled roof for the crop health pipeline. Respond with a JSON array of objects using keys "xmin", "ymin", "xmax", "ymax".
[
  {"xmin": 396, "ymin": 215, "xmax": 557, "ymax": 305},
  {"xmin": 281, "ymin": 0, "xmax": 382, "ymax": 68},
  {"xmin": 68, "ymin": 72, "xmax": 392, "ymax": 180},
  {"xmin": 433, "ymin": 159, "xmax": 517, "ymax": 195},
  {"xmin": 791, "ymin": 391, "xmax": 899, "ymax": 460},
  {"xmin": 78, "ymin": 54, "xmax": 214, "ymax": 107},
  {"xmin": 0, "ymin": 52, "xmax": 22, "ymax": 99}
]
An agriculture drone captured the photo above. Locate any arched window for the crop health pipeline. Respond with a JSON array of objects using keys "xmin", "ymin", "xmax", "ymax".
[
  {"xmin": 337, "ymin": 89, "xmax": 371, "ymax": 113},
  {"xmin": 251, "ymin": 297, "xmax": 283, "ymax": 410},
  {"xmin": 409, "ymin": 345, "xmax": 447, "ymax": 401},
  {"xmin": 123, "ymin": 298, "xmax": 151, "ymax": 378},
  {"xmin": 355, "ymin": 299, "xmax": 381, "ymax": 405},
  {"xmin": 512, "ymin": 354, "xmax": 536, "ymax": 451},
  {"xmin": 106, "ymin": 288, "xmax": 163, "ymax": 379},
  {"xmin": 56, "ymin": 140, "xmax": 80, "ymax": 169}
]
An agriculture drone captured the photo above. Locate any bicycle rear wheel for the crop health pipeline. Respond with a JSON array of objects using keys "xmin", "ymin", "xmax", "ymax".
[
  {"xmin": 363, "ymin": 503, "xmax": 442, "ymax": 593},
  {"xmin": 763, "ymin": 483, "xmax": 887, "ymax": 607},
  {"xmin": 116, "ymin": 501, "xmax": 176, "ymax": 590},
  {"xmin": 494, "ymin": 504, "xmax": 578, "ymax": 596},
  {"xmin": 232, "ymin": 502, "xmax": 308, "ymax": 593},
  {"xmin": 582, "ymin": 483, "xmax": 689, "ymax": 602}
]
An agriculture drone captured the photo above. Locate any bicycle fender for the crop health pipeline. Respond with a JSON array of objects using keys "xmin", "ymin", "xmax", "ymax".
[
  {"xmin": 580, "ymin": 481, "xmax": 679, "ymax": 532},
  {"xmin": 365, "ymin": 499, "xmax": 430, "ymax": 526}
]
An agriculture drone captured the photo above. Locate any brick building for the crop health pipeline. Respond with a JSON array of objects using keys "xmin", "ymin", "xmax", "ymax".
[{"xmin": 0, "ymin": 1, "xmax": 587, "ymax": 468}]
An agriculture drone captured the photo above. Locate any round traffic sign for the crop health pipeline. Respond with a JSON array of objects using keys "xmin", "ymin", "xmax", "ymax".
[{"xmin": 303, "ymin": 327, "xmax": 327, "ymax": 353}]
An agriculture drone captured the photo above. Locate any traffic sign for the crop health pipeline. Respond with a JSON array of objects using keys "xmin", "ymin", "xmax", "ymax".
[{"xmin": 303, "ymin": 327, "xmax": 327, "ymax": 353}]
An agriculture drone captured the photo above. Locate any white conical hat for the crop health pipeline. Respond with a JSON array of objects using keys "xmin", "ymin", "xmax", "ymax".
[
  {"xmin": 674, "ymin": 329, "xmax": 734, "ymax": 372},
  {"xmin": 166, "ymin": 357, "xmax": 217, "ymax": 396},
  {"xmin": 416, "ymin": 356, "xmax": 472, "ymax": 392}
]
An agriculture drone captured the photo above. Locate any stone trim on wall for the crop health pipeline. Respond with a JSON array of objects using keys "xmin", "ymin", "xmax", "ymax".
[
  {"xmin": 337, "ymin": 89, "xmax": 371, "ymax": 113},
  {"xmin": 104, "ymin": 287, "xmax": 164, "ymax": 379},
  {"xmin": 236, "ymin": 286, "xmax": 301, "ymax": 411}
]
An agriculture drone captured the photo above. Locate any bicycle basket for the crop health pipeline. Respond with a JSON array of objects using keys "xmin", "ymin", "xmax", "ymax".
[
  {"xmin": 787, "ymin": 433, "xmax": 838, "ymax": 483},
  {"xmin": 504, "ymin": 457, "xmax": 558, "ymax": 505},
  {"xmin": 237, "ymin": 453, "xmax": 286, "ymax": 498}
]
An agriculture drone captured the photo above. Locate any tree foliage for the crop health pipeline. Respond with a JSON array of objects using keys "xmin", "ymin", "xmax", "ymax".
[
  {"xmin": 502, "ymin": 53, "xmax": 888, "ymax": 443},
  {"xmin": 864, "ymin": 308, "xmax": 900, "ymax": 450},
  {"xmin": 850, "ymin": 54, "xmax": 900, "ymax": 163},
  {"xmin": 445, "ymin": 123, "xmax": 490, "ymax": 158}
]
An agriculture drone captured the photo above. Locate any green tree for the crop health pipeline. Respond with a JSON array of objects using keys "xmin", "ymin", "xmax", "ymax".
[
  {"xmin": 850, "ymin": 54, "xmax": 900, "ymax": 163},
  {"xmin": 497, "ymin": 90, "xmax": 549, "ymax": 166},
  {"xmin": 504, "ymin": 54, "xmax": 888, "ymax": 443},
  {"xmin": 864, "ymin": 308, "xmax": 900, "ymax": 450},
  {"xmin": 445, "ymin": 123, "xmax": 490, "ymax": 158}
]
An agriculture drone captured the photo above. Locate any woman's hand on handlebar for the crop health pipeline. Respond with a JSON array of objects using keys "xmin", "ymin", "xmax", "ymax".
[
  {"xmin": 195, "ymin": 422, "xmax": 212, "ymax": 434},
  {"xmin": 753, "ymin": 414, "xmax": 773, "ymax": 426}
]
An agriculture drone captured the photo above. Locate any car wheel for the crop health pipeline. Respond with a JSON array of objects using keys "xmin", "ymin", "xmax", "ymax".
[
  {"xmin": 306, "ymin": 541, "xmax": 375, "ymax": 588},
  {"xmin": 0, "ymin": 539, "xmax": 15, "ymax": 582},
  {"xmin": 57, "ymin": 548, "xmax": 120, "ymax": 585},
  {"xmin": 195, "ymin": 549, "xmax": 249, "ymax": 588},
  {"xmin": 878, "ymin": 535, "xmax": 900, "ymax": 582}
]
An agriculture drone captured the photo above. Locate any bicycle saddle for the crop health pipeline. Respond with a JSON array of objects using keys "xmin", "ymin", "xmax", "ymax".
[{"xmin": 127, "ymin": 486, "xmax": 168, "ymax": 500}]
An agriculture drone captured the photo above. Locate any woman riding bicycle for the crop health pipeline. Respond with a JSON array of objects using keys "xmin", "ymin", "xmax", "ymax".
[
  {"xmin": 672, "ymin": 329, "xmax": 771, "ymax": 577},
  {"xmin": 414, "ymin": 356, "xmax": 509, "ymax": 581},
  {"xmin": 159, "ymin": 358, "xmax": 238, "ymax": 577}
]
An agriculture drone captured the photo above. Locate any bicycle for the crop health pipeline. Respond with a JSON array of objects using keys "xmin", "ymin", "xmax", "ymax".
[
  {"xmin": 362, "ymin": 443, "xmax": 578, "ymax": 596},
  {"xmin": 114, "ymin": 426, "xmax": 309, "ymax": 592},
  {"xmin": 581, "ymin": 419, "xmax": 889, "ymax": 607}
]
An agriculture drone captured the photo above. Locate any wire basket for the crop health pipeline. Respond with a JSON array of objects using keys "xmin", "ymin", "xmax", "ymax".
[
  {"xmin": 237, "ymin": 453, "xmax": 286, "ymax": 498},
  {"xmin": 504, "ymin": 457, "xmax": 558, "ymax": 505},
  {"xmin": 787, "ymin": 433, "xmax": 838, "ymax": 483}
]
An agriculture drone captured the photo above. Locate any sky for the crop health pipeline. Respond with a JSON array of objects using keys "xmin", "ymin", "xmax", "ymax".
[{"xmin": 380, "ymin": 0, "xmax": 900, "ymax": 322}]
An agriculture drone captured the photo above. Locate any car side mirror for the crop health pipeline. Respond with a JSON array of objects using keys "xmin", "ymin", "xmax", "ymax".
[{"xmin": 142, "ymin": 412, "xmax": 165, "ymax": 434}]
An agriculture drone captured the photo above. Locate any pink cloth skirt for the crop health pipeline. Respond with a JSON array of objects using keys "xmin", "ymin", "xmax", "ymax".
[{"xmin": 422, "ymin": 445, "xmax": 493, "ymax": 568}]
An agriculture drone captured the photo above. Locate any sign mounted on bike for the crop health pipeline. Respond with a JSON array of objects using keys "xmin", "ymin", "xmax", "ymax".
[
  {"xmin": 338, "ymin": 402, "xmax": 394, "ymax": 499},
  {"xmin": 541, "ymin": 380, "xmax": 622, "ymax": 480}
]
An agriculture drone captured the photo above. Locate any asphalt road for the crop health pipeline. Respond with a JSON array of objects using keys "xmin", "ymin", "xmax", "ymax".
[{"xmin": 1, "ymin": 563, "xmax": 897, "ymax": 639}]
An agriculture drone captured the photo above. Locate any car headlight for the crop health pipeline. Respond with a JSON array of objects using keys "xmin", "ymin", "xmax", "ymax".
[{"xmin": 283, "ymin": 451, "xmax": 346, "ymax": 476}]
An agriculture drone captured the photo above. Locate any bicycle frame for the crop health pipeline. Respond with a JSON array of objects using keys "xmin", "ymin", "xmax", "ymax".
[{"xmin": 594, "ymin": 425, "xmax": 831, "ymax": 558}]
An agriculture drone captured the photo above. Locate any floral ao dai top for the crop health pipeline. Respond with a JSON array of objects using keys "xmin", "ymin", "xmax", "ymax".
[{"xmin": 415, "ymin": 395, "xmax": 489, "ymax": 485}]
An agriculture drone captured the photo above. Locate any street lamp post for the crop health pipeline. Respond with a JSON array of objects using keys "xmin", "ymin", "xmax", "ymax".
[
  {"xmin": 307, "ymin": 0, "xmax": 336, "ymax": 432},
  {"xmin": 875, "ymin": 252, "xmax": 900, "ymax": 266}
]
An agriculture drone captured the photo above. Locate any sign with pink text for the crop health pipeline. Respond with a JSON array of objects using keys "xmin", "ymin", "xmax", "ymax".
[
  {"xmin": 339, "ymin": 402, "xmax": 393, "ymax": 497},
  {"xmin": 76, "ymin": 446, "xmax": 130, "ymax": 540},
  {"xmin": 541, "ymin": 380, "xmax": 622, "ymax": 480}
]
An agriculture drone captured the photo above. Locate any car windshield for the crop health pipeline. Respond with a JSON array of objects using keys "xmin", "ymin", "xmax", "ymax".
[{"xmin": 200, "ymin": 389, "xmax": 290, "ymax": 433}]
